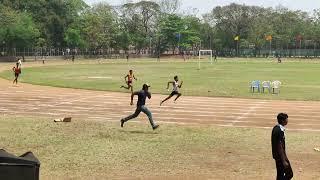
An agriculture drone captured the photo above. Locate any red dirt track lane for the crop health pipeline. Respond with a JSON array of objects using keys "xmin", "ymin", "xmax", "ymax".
[{"xmin": 0, "ymin": 77, "xmax": 320, "ymax": 132}]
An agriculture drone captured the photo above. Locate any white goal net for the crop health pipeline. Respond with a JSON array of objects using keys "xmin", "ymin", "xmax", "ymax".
[{"xmin": 198, "ymin": 50, "xmax": 213, "ymax": 69}]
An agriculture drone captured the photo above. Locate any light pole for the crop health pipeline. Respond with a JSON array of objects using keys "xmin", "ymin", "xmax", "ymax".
[
  {"xmin": 149, "ymin": 37, "xmax": 152, "ymax": 55},
  {"xmin": 2, "ymin": 41, "xmax": 5, "ymax": 56},
  {"xmin": 269, "ymin": 39, "xmax": 272, "ymax": 57},
  {"xmin": 299, "ymin": 39, "xmax": 302, "ymax": 57},
  {"xmin": 209, "ymin": 35, "xmax": 212, "ymax": 50},
  {"xmin": 177, "ymin": 25, "xmax": 188, "ymax": 54},
  {"xmin": 314, "ymin": 41, "xmax": 316, "ymax": 57},
  {"xmin": 178, "ymin": 33, "xmax": 181, "ymax": 51}
]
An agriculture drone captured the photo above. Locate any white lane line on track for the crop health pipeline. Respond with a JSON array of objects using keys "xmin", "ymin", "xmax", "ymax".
[
  {"xmin": 1, "ymin": 85, "xmax": 320, "ymax": 132},
  {"xmin": 4, "ymin": 103, "xmax": 320, "ymax": 122},
  {"xmin": 2, "ymin": 94, "xmax": 320, "ymax": 110},
  {"xmin": 82, "ymin": 118, "xmax": 320, "ymax": 132},
  {"xmin": 4, "ymin": 102, "xmax": 320, "ymax": 118},
  {"xmin": 73, "ymin": 114, "xmax": 289, "ymax": 125},
  {"xmin": 0, "ymin": 95, "xmax": 317, "ymax": 111},
  {"xmin": 217, "ymin": 124, "xmax": 320, "ymax": 132},
  {"xmin": 231, "ymin": 100, "xmax": 267, "ymax": 125}
]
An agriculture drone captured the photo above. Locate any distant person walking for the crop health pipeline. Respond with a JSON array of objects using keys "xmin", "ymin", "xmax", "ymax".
[
  {"xmin": 181, "ymin": 51, "xmax": 186, "ymax": 61},
  {"xmin": 120, "ymin": 84, "xmax": 159, "ymax": 130},
  {"xmin": 17, "ymin": 58, "xmax": 22, "ymax": 73},
  {"xmin": 17, "ymin": 58, "xmax": 22, "ymax": 68},
  {"xmin": 120, "ymin": 70, "xmax": 137, "ymax": 93},
  {"xmin": 271, "ymin": 113, "xmax": 293, "ymax": 180},
  {"xmin": 160, "ymin": 75, "xmax": 183, "ymax": 106},
  {"xmin": 278, "ymin": 56, "xmax": 282, "ymax": 63},
  {"xmin": 12, "ymin": 62, "xmax": 21, "ymax": 85}
]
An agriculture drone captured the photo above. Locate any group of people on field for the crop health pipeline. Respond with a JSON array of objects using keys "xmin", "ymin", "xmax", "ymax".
[
  {"xmin": 9, "ymin": 59, "xmax": 294, "ymax": 179},
  {"xmin": 119, "ymin": 69, "xmax": 293, "ymax": 180},
  {"xmin": 120, "ymin": 70, "xmax": 183, "ymax": 130}
]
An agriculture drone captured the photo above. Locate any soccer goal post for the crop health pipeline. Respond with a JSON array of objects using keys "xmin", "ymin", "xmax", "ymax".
[{"xmin": 198, "ymin": 50, "xmax": 213, "ymax": 70}]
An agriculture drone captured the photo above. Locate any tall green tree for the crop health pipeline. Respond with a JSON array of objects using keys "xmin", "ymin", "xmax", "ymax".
[
  {"xmin": 121, "ymin": 1, "xmax": 160, "ymax": 53},
  {"xmin": 64, "ymin": 28, "xmax": 85, "ymax": 48},
  {"xmin": 204, "ymin": 3, "xmax": 257, "ymax": 49},
  {"xmin": 0, "ymin": 5, "xmax": 39, "ymax": 54},
  {"xmin": 157, "ymin": 14, "xmax": 184, "ymax": 54},
  {"xmin": 81, "ymin": 3, "xmax": 118, "ymax": 51},
  {"xmin": 0, "ymin": 0, "xmax": 87, "ymax": 47}
]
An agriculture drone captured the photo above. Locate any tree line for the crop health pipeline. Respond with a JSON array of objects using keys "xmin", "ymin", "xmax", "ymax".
[{"xmin": 1, "ymin": 0, "xmax": 320, "ymax": 57}]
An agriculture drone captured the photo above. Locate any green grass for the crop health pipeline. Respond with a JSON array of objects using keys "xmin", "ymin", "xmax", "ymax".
[
  {"xmin": 1, "ymin": 116, "xmax": 319, "ymax": 179},
  {"xmin": 1, "ymin": 58, "xmax": 320, "ymax": 100}
]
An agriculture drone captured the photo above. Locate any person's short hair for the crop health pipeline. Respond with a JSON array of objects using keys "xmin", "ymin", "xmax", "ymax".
[
  {"xmin": 142, "ymin": 83, "xmax": 150, "ymax": 90},
  {"xmin": 174, "ymin": 75, "xmax": 178, "ymax": 79},
  {"xmin": 277, "ymin": 113, "xmax": 288, "ymax": 124},
  {"xmin": 129, "ymin": 70, "xmax": 133, "ymax": 72}
]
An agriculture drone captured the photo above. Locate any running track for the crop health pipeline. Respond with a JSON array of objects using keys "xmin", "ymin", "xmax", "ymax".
[{"xmin": 1, "ymin": 77, "xmax": 320, "ymax": 132}]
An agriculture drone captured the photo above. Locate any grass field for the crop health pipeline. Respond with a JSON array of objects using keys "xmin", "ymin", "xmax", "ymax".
[
  {"xmin": 0, "ymin": 59, "xmax": 320, "ymax": 179},
  {"xmin": 1, "ymin": 115, "xmax": 319, "ymax": 179},
  {"xmin": 1, "ymin": 58, "xmax": 320, "ymax": 100}
]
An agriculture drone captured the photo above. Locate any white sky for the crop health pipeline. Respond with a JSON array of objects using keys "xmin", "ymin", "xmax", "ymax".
[{"xmin": 84, "ymin": 0, "xmax": 320, "ymax": 14}]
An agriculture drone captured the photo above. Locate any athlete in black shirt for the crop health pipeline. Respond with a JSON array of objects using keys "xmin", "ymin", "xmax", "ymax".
[{"xmin": 121, "ymin": 84, "xmax": 159, "ymax": 130}]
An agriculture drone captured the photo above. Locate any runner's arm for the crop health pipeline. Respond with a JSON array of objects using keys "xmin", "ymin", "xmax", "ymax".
[
  {"xmin": 130, "ymin": 91, "xmax": 139, "ymax": 105},
  {"xmin": 167, "ymin": 81, "xmax": 173, "ymax": 89},
  {"xmin": 179, "ymin": 81, "xmax": 183, "ymax": 88}
]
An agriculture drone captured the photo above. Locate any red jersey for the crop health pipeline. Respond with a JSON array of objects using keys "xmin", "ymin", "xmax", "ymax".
[
  {"xmin": 13, "ymin": 67, "xmax": 21, "ymax": 74},
  {"xmin": 128, "ymin": 74, "xmax": 134, "ymax": 82}
]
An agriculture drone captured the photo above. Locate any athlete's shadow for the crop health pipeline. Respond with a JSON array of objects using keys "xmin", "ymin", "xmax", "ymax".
[{"xmin": 118, "ymin": 129, "xmax": 159, "ymax": 134}]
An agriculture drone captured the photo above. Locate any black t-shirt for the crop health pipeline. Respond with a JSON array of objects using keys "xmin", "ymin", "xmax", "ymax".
[
  {"xmin": 271, "ymin": 125, "xmax": 286, "ymax": 160},
  {"xmin": 136, "ymin": 90, "xmax": 151, "ymax": 107}
]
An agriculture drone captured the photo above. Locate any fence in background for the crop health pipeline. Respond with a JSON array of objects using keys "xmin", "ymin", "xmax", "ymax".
[{"xmin": 2, "ymin": 47, "xmax": 320, "ymax": 60}]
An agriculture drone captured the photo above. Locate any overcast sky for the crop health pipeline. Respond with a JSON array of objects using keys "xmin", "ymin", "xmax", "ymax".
[{"xmin": 84, "ymin": 0, "xmax": 320, "ymax": 14}]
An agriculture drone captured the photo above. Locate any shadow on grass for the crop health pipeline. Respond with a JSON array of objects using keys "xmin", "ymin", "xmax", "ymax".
[{"xmin": 118, "ymin": 129, "xmax": 159, "ymax": 135}]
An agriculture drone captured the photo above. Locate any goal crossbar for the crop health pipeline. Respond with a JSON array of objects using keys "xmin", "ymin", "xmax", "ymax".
[{"xmin": 198, "ymin": 50, "xmax": 213, "ymax": 70}]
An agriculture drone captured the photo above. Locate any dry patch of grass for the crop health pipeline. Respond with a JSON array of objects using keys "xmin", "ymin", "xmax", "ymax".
[{"xmin": 0, "ymin": 115, "xmax": 319, "ymax": 179}]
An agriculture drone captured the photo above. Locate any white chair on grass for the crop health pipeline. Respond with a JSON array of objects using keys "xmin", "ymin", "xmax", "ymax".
[
  {"xmin": 262, "ymin": 81, "xmax": 271, "ymax": 93},
  {"xmin": 271, "ymin": 80, "xmax": 282, "ymax": 94}
]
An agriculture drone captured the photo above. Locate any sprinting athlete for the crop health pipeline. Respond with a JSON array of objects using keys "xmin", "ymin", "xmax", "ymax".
[
  {"xmin": 160, "ymin": 75, "xmax": 183, "ymax": 106},
  {"xmin": 120, "ymin": 84, "xmax": 159, "ymax": 130},
  {"xmin": 120, "ymin": 70, "xmax": 137, "ymax": 92},
  {"xmin": 12, "ymin": 62, "xmax": 21, "ymax": 85}
]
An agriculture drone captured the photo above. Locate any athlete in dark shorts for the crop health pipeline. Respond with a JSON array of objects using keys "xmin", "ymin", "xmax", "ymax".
[
  {"xmin": 160, "ymin": 75, "xmax": 183, "ymax": 106},
  {"xmin": 120, "ymin": 70, "xmax": 137, "ymax": 92},
  {"xmin": 12, "ymin": 62, "xmax": 21, "ymax": 85}
]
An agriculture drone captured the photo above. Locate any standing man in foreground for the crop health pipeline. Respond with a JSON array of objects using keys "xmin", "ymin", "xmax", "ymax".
[
  {"xmin": 121, "ymin": 84, "xmax": 159, "ymax": 130},
  {"xmin": 271, "ymin": 113, "xmax": 293, "ymax": 180}
]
